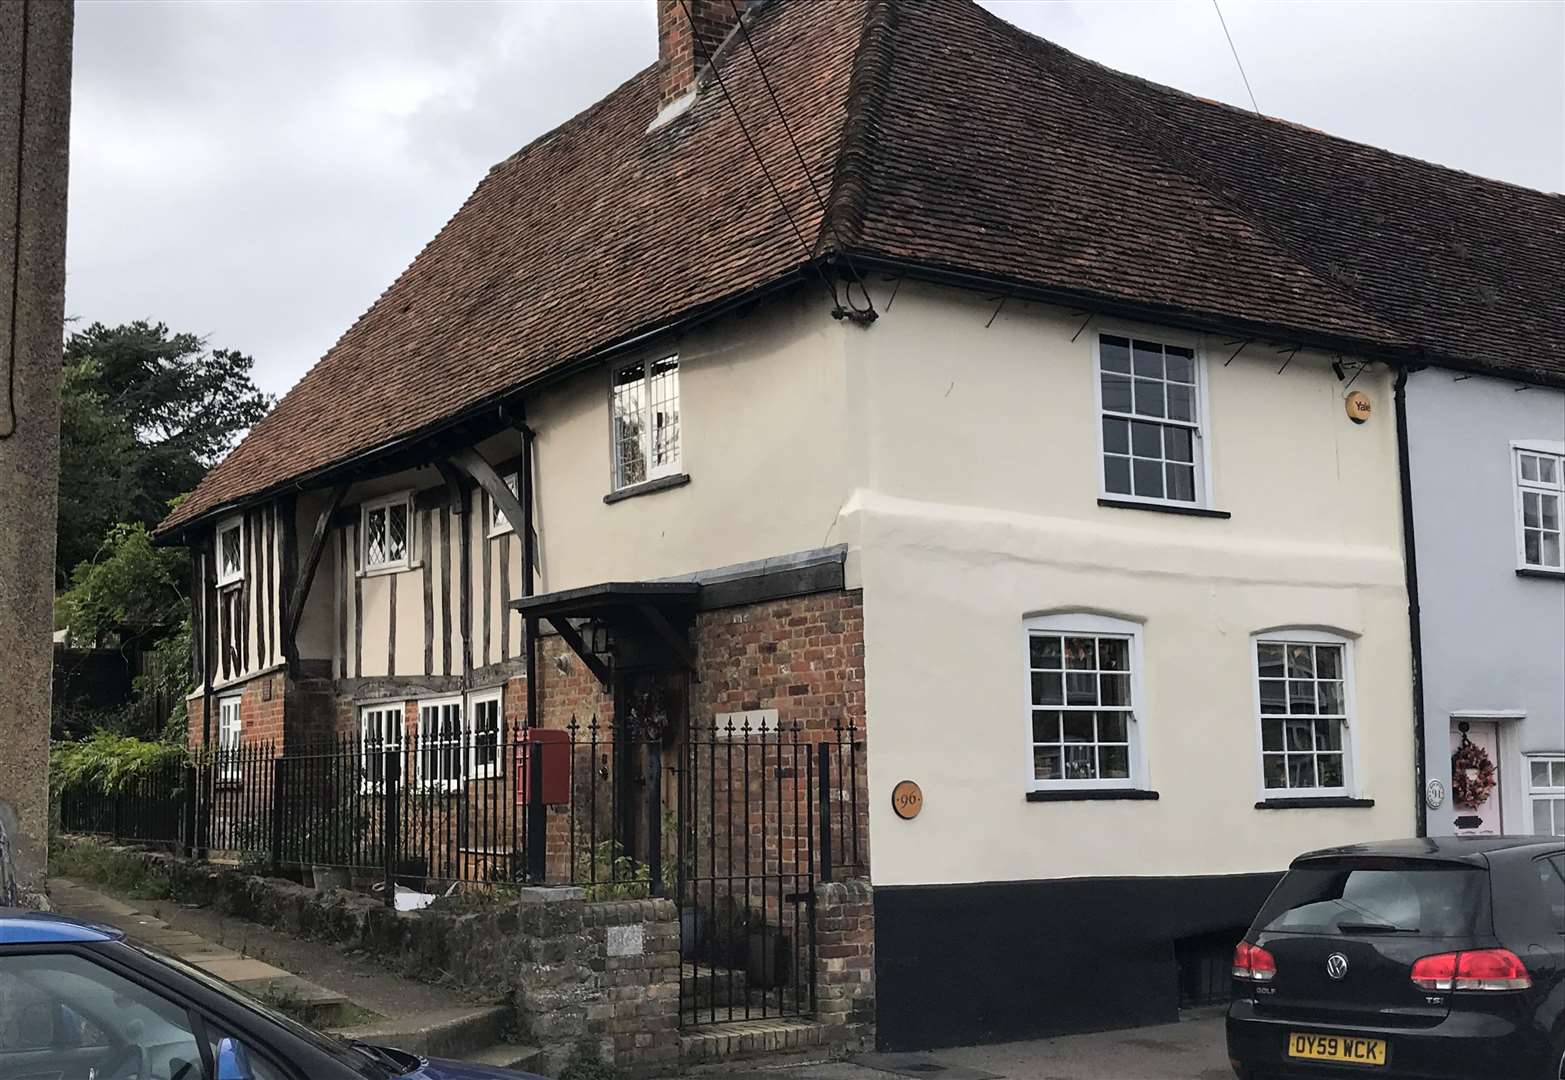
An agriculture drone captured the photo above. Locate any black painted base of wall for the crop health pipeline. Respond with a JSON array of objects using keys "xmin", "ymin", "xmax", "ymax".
[{"xmin": 874, "ymin": 872, "xmax": 1281, "ymax": 1051}]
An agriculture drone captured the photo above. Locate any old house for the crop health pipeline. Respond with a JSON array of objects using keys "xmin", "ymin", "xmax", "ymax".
[{"xmin": 152, "ymin": 0, "xmax": 1562, "ymax": 1053}]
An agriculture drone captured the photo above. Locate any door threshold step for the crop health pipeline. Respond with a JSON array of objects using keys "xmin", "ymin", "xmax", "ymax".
[{"xmin": 681, "ymin": 1018, "xmax": 828, "ymax": 1064}]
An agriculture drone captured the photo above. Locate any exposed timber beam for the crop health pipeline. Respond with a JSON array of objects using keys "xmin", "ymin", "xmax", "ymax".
[
  {"xmin": 635, "ymin": 602, "xmax": 698, "ymax": 679},
  {"xmin": 544, "ymin": 614, "xmax": 611, "ymax": 690},
  {"xmin": 452, "ymin": 448, "xmax": 524, "ymax": 536},
  {"xmin": 283, "ymin": 482, "xmax": 350, "ymax": 667}
]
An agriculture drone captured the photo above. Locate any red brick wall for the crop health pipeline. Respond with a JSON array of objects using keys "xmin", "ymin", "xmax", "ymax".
[{"xmin": 189, "ymin": 671, "xmax": 286, "ymax": 752}]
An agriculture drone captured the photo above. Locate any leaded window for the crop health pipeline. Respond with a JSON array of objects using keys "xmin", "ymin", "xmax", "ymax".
[
  {"xmin": 217, "ymin": 517, "xmax": 244, "ymax": 586},
  {"xmin": 362, "ymin": 494, "xmax": 411, "ymax": 571},
  {"xmin": 612, "ymin": 354, "xmax": 680, "ymax": 490}
]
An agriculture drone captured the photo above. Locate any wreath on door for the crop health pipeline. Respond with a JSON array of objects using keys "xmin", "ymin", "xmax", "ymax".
[{"xmin": 1451, "ymin": 735, "xmax": 1497, "ymax": 809}]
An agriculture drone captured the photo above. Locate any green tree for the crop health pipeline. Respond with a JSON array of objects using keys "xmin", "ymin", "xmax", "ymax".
[
  {"xmin": 56, "ymin": 523, "xmax": 186, "ymax": 648},
  {"xmin": 56, "ymin": 321, "xmax": 271, "ymax": 580}
]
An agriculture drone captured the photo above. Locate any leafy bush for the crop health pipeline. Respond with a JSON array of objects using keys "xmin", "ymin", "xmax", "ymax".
[
  {"xmin": 51, "ymin": 731, "xmax": 185, "ymax": 795},
  {"xmin": 50, "ymin": 840, "xmax": 172, "ymax": 900},
  {"xmin": 558, "ymin": 1037, "xmax": 620, "ymax": 1080}
]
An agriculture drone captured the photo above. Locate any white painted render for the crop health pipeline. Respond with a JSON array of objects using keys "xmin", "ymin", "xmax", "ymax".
[{"xmin": 844, "ymin": 284, "xmax": 1416, "ymax": 886}]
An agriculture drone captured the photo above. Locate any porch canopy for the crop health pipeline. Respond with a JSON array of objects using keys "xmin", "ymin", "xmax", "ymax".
[{"xmin": 510, "ymin": 581, "xmax": 702, "ymax": 696}]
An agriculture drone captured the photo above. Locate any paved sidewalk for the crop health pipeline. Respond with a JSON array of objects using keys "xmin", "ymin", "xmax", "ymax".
[{"xmin": 693, "ymin": 1012, "xmax": 1232, "ymax": 1080}]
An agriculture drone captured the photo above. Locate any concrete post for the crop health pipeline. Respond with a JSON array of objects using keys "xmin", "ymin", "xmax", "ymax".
[{"xmin": 0, "ymin": 0, "xmax": 74, "ymax": 906}]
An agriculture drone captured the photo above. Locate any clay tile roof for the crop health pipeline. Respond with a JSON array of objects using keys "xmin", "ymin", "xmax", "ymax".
[{"xmin": 159, "ymin": 0, "xmax": 1565, "ymax": 536}]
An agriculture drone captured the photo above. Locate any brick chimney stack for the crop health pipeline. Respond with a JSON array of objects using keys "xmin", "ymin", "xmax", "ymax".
[{"xmin": 657, "ymin": 0, "xmax": 746, "ymax": 108}]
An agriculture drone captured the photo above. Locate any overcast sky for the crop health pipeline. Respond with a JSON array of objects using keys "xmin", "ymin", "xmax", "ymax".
[{"xmin": 67, "ymin": 0, "xmax": 1565, "ymax": 399}]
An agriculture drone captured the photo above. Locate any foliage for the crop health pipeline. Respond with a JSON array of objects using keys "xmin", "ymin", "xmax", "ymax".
[
  {"xmin": 139, "ymin": 619, "xmax": 194, "ymax": 742},
  {"xmin": 49, "ymin": 839, "xmax": 172, "ymax": 900},
  {"xmin": 56, "ymin": 524, "xmax": 187, "ymax": 646},
  {"xmin": 575, "ymin": 834, "xmax": 678, "ymax": 903},
  {"xmin": 57, "ymin": 320, "xmax": 272, "ymax": 580},
  {"xmin": 558, "ymin": 1037, "xmax": 620, "ymax": 1080},
  {"xmin": 51, "ymin": 731, "xmax": 185, "ymax": 795}
]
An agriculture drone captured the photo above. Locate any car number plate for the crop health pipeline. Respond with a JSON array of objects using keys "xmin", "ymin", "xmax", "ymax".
[{"xmin": 1287, "ymin": 1032, "xmax": 1387, "ymax": 1066}]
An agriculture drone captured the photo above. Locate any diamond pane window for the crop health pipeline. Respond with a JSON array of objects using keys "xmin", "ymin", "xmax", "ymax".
[
  {"xmin": 362, "ymin": 494, "xmax": 412, "ymax": 571},
  {"xmin": 1516, "ymin": 447, "xmax": 1564, "ymax": 571},
  {"xmin": 1100, "ymin": 334, "xmax": 1202, "ymax": 505},
  {"xmin": 490, "ymin": 473, "xmax": 521, "ymax": 535},
  {"xmin": 1027, "ymin": 618, "xmax": 1138, "ymax": 788},
  {"xmin": 1257, "ymin": 636, "xmax": 1352, "ymax": 795},
  {"xmin": 612, "ymin": 354, "xmax": 680, "ymax": 491}
]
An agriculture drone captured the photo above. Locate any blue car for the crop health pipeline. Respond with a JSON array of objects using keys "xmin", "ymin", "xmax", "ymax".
[{"xmin": 0, "ymin": 908, "xmax": 545, "ymax": 1080}]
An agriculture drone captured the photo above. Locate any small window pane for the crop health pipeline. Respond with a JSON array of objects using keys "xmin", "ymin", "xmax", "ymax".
[
  {"xmin": 1287, "ymin": 645, "xmax": 1315, "ymax": 679},
  {"xmin": 1031, "ymin": 672, "xmax": 1063, "ymax": 706},
  {"xmin": 1099, "ymin": 745, "xmax": 1130, "ymax": 778},
  {"xmin": 1100, "ymin": 673, "xmax": 1130, "ymax": 706},
  {"xmin": 1521, "ymin": 454, "xmax": 1540, "ymax": 482},
  {"xmin": 1064, "ymin": 637, "xmax": 1097, "ymax": 669},
  {"xmin": 1318, "ymin": 754, "xmax": 1345, "ymax": 788},
  {"xmin": 1102, "ymin": 373, "xmax": 1133, "ymax": 413},
  {"xmin": 1034, "ymin": 747, "xmax": 1062, "ymax": 781},
  {"xmin": 1535, "ymin": 800, "xmax": 1554, "ymax": 835},
  {"xmin": 1288, "ymin": 756, "xmax": 1318, "ymax": 789},
  {"xmin": 388, "ymin": 504, "xmax": 408, "ymax": 560},
  {"xmin": 1263, "ymin": 753, "xmax": 1287, "ymax": 788},
  {"xmin": 1258, "ymin": 644, "xmax": 1286, "ymax": 678},
  {"xmin": 1132, "ymin": 458, "xmax": 1164, "ymax": 499},
  {"xmin": 1315, "ymin": 719, "xmax": 1343, "ymax": 751},
  {"xmin": 1098, "ymin": 711, "xmax": 1128, "ymax": 743},
  {"xmin": 1065, "ymin": 671, "xmax": 1097, "ymax": 705},
  {"xmin": 1542, "ymin": 495, "xmax": 1559, "ymax": 530},
  {"xmin": 1533, "ymin": 759, "xmax": 1552, "ymax": 787},
  {"xmin": 1132, "ymin": 341, "xmax": 1164, "ymax": 378},
  {"xmin": 1525, "ymin": 530, "xmax": 1543, "ymax": 565},
  {"xmin": 1540, "ymin": 458, "xmax": 1559, "ymax": 485},
  {"xmin": 1288, "ymin": 681, "xmax": 1317, "ymax": 715},
  {"xmin": 1062, "ymin": 713, "xmax": 1095, "ymax": 743},
  {"xmin": 1164, "ymin": 348, "xmax": 1195, "ymax": 384},
  {"xmin": 1317, "ymin": 680, "xmax": 1344, "ymax": 716},
  {"xmin": 1100, "ymin": 336, "xmax": 1131, "ymax": 372},
  {"xmin": 1063, "ymin": 745, "xmax": 1095, "ymax": 779},
  {"xmin": 1165, "ymin": 426, "xmax": 1193, "ymax": 463},
  {"xmin": 1285, "ymin": 719, "xmax": 1315, "ymax": 751},
  {"xmin": 1166, "ymin": 383, "xmax": 1194, "ymax": 422},
  {"xmin": 1553, "ymin": 761, "xmax": 1565, "ymax": 787},
  {"xmin": 1543, "ymin": 533, "xmax": 1561, "ymax": 568},
  {"xmin": 1130, "ymin": 421, "xmax": 1162, "ymax": 457},
  {"xmin": 1103, "ymin": 417, "xmax": 1130, "ymax": 455},
  {"xmin": 1166, "ymin": 463, "xmax": 1196, "ymax": 502},
  {"xmin": 1030, "ymin": 635, "xmax": 1063, "ymax": 669},
  {"xmin": 1032, "ymin": 711, "xmax": 1060, "ymax": 743},
  {"xmin": 1524, "ymin": 491, "xmax": 1541, "ymax": 527},
  {"xmin": 1315, "ymin": 645, "xmax": 1342, "ymax": 680},
  {"xmin": 1098, "ymin": 639, "xmax": 1129, "ymax": 671},
  {"xmin": 1105, "ymin": 455, "xmax": 1132, "ymax": 494},
  {"xmin": 1133, "ymin": 378, "xmax": 1166, "ymax": 418}
]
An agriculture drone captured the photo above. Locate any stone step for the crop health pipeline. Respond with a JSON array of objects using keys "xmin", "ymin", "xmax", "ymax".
[
  {"xmin": 332, "ymin": 1004, "xmax": 510, "ymax": 1061},
  {"xmin": 680, "ymin": 1018, "xmax": 828, "ymax": 1066},
  {"xmin": 439, "ymin": 1042, "xmax": 545, "ymax": 1073}
]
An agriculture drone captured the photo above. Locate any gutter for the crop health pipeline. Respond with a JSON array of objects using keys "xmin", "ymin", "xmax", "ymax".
[{"xmin": 1393, "ymin": 364, "xmax": 1429, "ymax": 838}]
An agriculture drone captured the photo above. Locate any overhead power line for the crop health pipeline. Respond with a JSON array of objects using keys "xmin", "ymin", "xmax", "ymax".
[{"xmin": 1211, "ymin": 0, "xmax": 1262, "ymax": 116}]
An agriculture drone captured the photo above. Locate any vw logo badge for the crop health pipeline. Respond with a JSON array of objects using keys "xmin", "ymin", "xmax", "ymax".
[{"xmin": 1326, "ymin": 953, "xmax": 1349, "ymax": 980}]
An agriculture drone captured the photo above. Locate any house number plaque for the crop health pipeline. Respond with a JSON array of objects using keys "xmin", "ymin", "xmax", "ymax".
[{"xmin": 892, "ymin": 780, "xmax": 924, "ymax": 820}]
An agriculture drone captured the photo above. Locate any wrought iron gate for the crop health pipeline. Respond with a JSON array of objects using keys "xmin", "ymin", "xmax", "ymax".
[{"xmin": 672, "ymin": 719, "xmax": 858, "ymax": 1027}]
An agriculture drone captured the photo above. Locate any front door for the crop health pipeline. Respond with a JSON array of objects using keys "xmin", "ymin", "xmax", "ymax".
[{"xmin": 1451, "ymin": 721, "xmax": 1503, "ymax": 835}]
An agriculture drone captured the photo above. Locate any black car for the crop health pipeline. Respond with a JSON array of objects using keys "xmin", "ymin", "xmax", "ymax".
[{"xmin": 1227, "ymin": 836, "xmax": 1565, "ymax": 1080}]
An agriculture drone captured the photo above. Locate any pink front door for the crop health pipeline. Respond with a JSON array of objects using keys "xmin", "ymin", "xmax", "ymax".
[{"xmin": 1451, "ymin": 722, "xmax": 1503, "ymax": 835}]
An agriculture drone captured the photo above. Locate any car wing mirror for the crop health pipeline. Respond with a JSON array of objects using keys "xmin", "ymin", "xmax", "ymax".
[{"xmin": 215, "ymin": 1036, "xmax": 255, "ymax": 1080}]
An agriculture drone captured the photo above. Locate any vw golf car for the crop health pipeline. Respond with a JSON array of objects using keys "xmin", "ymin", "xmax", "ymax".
[
  {"xmin": 1227, "ymin": 837, "xmax": 1565, "ymax": 1079},
  {"xmin": 0, "ymin": 909, "xmax": 546, "ymax": 1080}
]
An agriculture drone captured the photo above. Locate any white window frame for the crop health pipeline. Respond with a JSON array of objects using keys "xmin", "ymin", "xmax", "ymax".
[
  {"xmin": 416, "ymin": 696, "xmax": 465, "ymax": 792},
  {"xmin": 488, "ymin": 473, "xmax": 520, "ymax": 537},
  {"xmin": 1252, "ymin": 629, "xmax": 1358, "ymax": 800},
  {"xmin": 1022, "ymin": 612, "xmax": 1146, "ymax": 792},
  {"xmin": 360, "ymin": 491, "xmax": 413, "ymax": 573},
  {"xmin": 359, "ymin": 702, "xmax": 406, "ymax": 793},
  {"xmin": 466, "ymin": 688, "xmax": 504, "ymax": 780},
  {"xmin": 1511, "ymin": 440, "xmax": 1564, "ymax": 573},
  {"xmin": 610, "ymin": 352, "xmax": 681, "ymax": 491},
  {"xmin": 1093, "ymin": 328, "xmax": 1214, "ymax": 510},
  {"xmin": 215, "ymin": 516, "xmax": 244, "ymax": 587},
  {"xmin": 1526, "ymin": 754, "xmax": 1565, "ymax": 837},
  {"xmin": 217, "ymin": 696, "xmax": 242, "ymax": 781}
]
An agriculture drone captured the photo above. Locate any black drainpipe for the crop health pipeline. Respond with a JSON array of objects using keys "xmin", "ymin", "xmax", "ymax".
[{"xmin": 1393, "ymin": 365, "xmax": 1429, "ymax": 838}]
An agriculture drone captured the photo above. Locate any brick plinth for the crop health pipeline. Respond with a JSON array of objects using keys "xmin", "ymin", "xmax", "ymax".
[{"xmin": 814, "ymin": 878, "xmax": 875, "ymax": 1049}]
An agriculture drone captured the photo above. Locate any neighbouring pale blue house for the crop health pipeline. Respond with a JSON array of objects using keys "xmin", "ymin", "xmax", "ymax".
[{"xmin": 1405, "ymin": 369, "xmax": 1565, "ymax": 838}]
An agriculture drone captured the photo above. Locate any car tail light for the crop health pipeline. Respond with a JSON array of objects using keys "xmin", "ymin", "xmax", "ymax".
[
  {"xmin": 1411, "ymin": 949, "xmax": 1531, "ymax": 992},
  {"xmin": 1232, "ymin": 941, "xmax": 1277, "ymax": 982}
]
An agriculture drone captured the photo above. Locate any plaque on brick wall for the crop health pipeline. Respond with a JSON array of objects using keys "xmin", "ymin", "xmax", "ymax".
[{"xmin": 892, "ymin": 780, "xmax": 923, "ymax": 820}]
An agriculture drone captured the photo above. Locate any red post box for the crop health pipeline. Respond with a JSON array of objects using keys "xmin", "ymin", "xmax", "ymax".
[{"xmin": 516, "ymin": 728, "xmax": 571, "ymax": 807}]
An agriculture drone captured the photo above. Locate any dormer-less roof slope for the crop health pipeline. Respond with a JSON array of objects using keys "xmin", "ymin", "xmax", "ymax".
[{"xmin": 159, "ymin": 0, "xmax": 1565, "ymax": 536}]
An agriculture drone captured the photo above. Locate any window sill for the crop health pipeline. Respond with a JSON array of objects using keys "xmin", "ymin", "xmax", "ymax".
[
  {"xmin": 357, "ymin": 561, "xmax": 420, "ymax": 580},
  {"xmin": 1516, "ymin": 567, "xmax": 1565, "ymax": 581},
  {"xmin": 1026, "ymin": 788, "xmax": 1160, "ymax": 802},
  {"xmin": 604, "ymin": 472, "xmax": 691, "ymax": 504},
  {"xmin": 1097, "ymin": 498, "xmax": 1231, "ymax": 520},
  {"xmin": 1255, "ymin": 797, "xmax": 1375, "ymax": 810}
]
